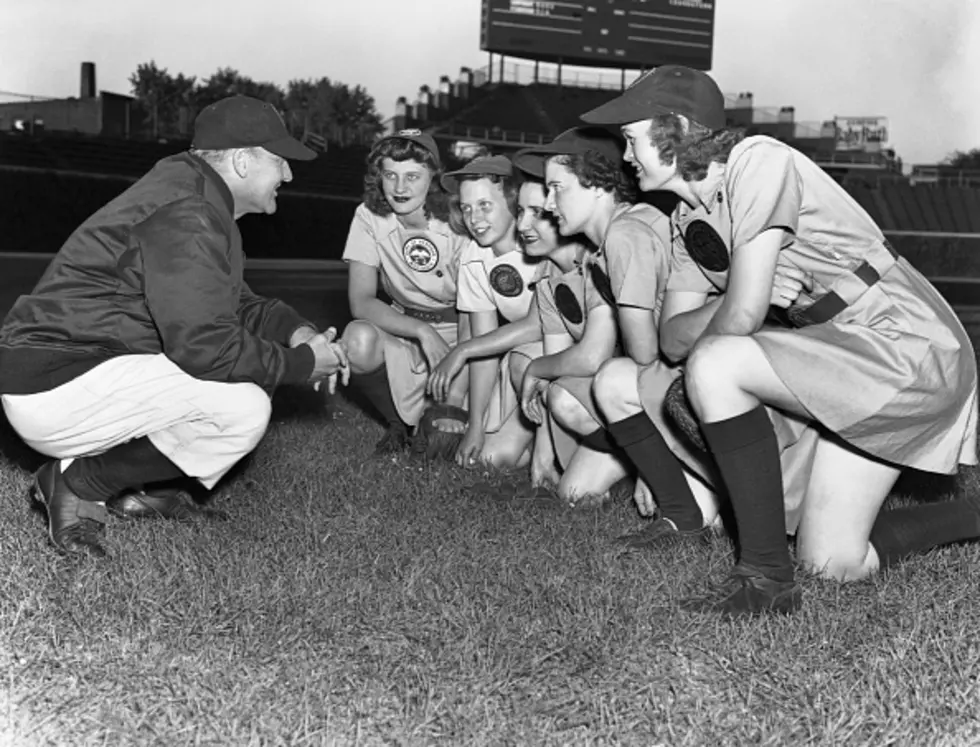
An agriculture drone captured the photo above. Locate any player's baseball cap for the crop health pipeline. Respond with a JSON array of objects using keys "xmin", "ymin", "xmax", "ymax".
[
  {"xmin": 440, "ymin": 154, "xmax": 514, "ymax": 192},
  {"xmin": 192, "ymin": 95, "xmax": 316, "ymax": 160},
  {"xmin": 580, "ymin": 65, "xmax": 726, "ymax": 130},
  {"xmin": 512, "ymin": 127, "xmax": 625, "ymax": 178},
  {"xmin": 374, "ymin": 129, "xmax": 442, "ymax": 167}
]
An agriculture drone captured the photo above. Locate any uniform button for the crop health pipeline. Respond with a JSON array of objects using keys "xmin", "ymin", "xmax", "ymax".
[{"xmin": 435, "ymin": 270, "xmax": 444, "ymax": 277}]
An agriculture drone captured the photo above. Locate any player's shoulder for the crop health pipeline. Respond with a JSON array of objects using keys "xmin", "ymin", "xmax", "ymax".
[
  {"xmin": 728, "ymin": 134, "xmax": 796, "ymax": 167},
  {"xmin": 608, "ymin": 204, "xmax": 670, "ymax": 245}
]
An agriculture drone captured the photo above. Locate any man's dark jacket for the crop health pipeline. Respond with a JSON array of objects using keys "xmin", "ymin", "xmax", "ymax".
[{"xmin": 0, "ymin": 153, "xmax": 315, "ymax": 395}]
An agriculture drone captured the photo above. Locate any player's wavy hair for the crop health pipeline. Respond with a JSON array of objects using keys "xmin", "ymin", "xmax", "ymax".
[
  {"xmin": 550, "ymin": 149, "xmax": 638, "ymax": 204},
  {"xmin": 646, "ymin": 113, "xmax": 745, "ymax": 182},
  {"xmin": 446, "ymin": 171, "xmax": 522, "ymax": 238},
  {"xmin": 362, "ymin": 139, "xmax": 452, "ymax": 224}
]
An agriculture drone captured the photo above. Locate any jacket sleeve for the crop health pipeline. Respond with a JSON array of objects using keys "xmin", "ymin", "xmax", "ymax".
[
  {"xmin": 137, "ymin": 199, "xmax": 314, "ymax": 391},
  {"xmin": 237, "ymin": 281, "xmax": 315, "ymax": 344}
]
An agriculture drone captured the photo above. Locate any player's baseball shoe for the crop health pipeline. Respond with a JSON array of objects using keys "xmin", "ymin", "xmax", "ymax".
[
  {"xmin": 32, "ymin": 461, "xmax": 108, "ymax": 558},
  {"xmin": 107, "ymin": 487, "xmax": 229, "ymax": 522},
  {"xmin": 615, "ymin": 517, "xmax": 716, "ymax": 549},
  {"xmin": 681, "ymin": 563, "xmax": 802, "ymax": 616}
]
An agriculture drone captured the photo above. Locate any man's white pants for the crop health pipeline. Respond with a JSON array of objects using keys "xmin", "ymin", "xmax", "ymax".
[{"xmin": 1, "ymin": 354, "xmax": 271, "ymax": 489}]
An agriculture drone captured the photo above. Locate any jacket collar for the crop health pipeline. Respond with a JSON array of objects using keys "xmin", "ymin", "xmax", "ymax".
[{"xmin": 183, "ymin": 152, "xmax": 235, "ymax": 218}]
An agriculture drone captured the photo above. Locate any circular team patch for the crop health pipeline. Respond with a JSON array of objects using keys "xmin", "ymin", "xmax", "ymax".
[
  {"xmin": 685, "ymin": 220, "xmax": 730, "ymax": 272},
  {"xmin": 402, "ymin": 237, "xmax": 439, "ymax": 273},
  {"xmin": 553, "ymin": 283, "xmax": 583, "ymax": 325},
  {"xmin": 588, "ymin": 262, "xmax": 617, "ymax": 309},
  {"xmin": 489, "ymin": 264, "xmax": 524, "ymax": 298}
]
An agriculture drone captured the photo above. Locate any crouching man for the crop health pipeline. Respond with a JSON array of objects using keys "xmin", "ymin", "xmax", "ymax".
[{"xmin": 0, "ymin": 95, "xmax": 349, "ymax": 559}]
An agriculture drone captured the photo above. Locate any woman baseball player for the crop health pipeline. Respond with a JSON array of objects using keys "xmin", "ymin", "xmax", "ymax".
[
  {"xmin": 429, "ymin": 167, "xmax": 616, "ymax": 498},
  {"xmin": 510, "ymin": 127, "xmax": 719, "ymax": 517},
  {"xmin": 582, "ymin": 65, "xmax": 979, "ymax": 615},
  {"xmin": 430, "ymin": 154, "xmax": 542, "ymax": 467},
  {"xmin": 341, "ymin": 130, "xmax": 473, "ymax": 454}
]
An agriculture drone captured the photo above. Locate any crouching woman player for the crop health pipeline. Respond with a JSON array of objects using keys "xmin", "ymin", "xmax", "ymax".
[
  {"xmin": 582, "ymin": 65, "xmax": 980, "ymax": 615},
  {"xmin": 340, "ymin": 130, "xmax": 473, "ymax": 455}
]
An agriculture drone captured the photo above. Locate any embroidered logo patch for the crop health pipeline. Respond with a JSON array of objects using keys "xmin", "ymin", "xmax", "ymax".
[
  {"xmin": 402, "ymin": 237, "xmax": 439, "ymax": 273},
  {"xmin": 489, "ymin": 264, "xmax": 524, "ymax": 298},
  {"xmin": 554, "ymin": 283, "xmax": 584, "ymax": 325},
  {"xmin": 684, "ymin": 220, "xmax": 730, "ymax": 272}
]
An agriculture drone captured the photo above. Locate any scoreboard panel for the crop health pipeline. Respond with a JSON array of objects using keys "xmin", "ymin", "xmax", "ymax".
[{"xmin": 481, "ymin": 0, "xmax": 715, "ymax": 70}]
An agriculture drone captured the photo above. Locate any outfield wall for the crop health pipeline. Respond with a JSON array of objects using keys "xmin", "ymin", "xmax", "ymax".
[{"xmin": 2, "ymin": 167, "xmax": 980, "ymax": 282}]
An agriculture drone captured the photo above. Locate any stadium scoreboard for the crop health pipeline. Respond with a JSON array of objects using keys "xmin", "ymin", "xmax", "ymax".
[{"xmin": 481, "ymin": 0, "xmax": 715, "ymax": 70}]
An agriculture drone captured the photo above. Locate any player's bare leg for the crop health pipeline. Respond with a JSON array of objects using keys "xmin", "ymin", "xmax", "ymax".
[
  {"xmin": 481, "ymin": 409, "xmax": 533, "ymax": 469},
  {"xmin": 342, "ymin": 321, "xmax": 409, "ymax": 454},
  {"xmin": 682, "ymin": 334, "xmax": 809, "ymax": 615},
  {"xmin": 594, "ymin": 357, "xmax": 718, "ymax": 540},
  {"xmin": 547, "ymin": 383, "xmax": 626, "ymax": 508}
]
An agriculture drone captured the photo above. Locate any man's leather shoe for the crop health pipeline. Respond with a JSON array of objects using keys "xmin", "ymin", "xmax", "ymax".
[
  {"xmin": 32, "ymin": 461, "xmax": 109, "ymax": 558},
  {"xmin": 107, "ymin": 488, "xmax": 229, "ymax": 522}
]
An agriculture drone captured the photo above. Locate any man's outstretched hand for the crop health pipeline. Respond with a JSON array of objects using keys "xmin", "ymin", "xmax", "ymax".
[{"xmin": 306, "ymin": 327, "xmax": 350, "ymax": 394}]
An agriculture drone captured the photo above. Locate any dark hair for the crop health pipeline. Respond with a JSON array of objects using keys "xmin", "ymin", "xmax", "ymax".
[
  {"xmin": 447, "ymin": 172, "xmax": 522, "ymax": 237},
  {"xmin": 362, "ymin": 138, "xmax": 451, "ymax": 223},
  {"xmin": 550, "ymin": 149, "xmax": 638, "ymax": 204},
  {"xmin": 646, "ymin": 114, "xmax": 745, "ymax": 182}
]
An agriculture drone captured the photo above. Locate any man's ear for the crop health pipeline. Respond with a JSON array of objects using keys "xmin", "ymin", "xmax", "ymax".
[{"xmin": 231, "ymin": 148, "xmax": 249, "ymax": 179}]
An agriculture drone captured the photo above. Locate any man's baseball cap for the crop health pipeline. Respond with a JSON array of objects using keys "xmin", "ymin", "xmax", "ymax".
[
  {"xmin": 580, "ymin": 65, "xmax": 726, "ymax": 130},
  {"xmin": 192, "ymin": 95, "xmax": 316, "ymax": 160},
  {"xmin": 440, "ymin": 154, "xmax": 514, "ymax": 192},
  {"xmin": 374, "ymin": 129, "xmax": 441, "ymax": 167},
  {"xmin": 512, "ymin": 127, "xmax": 625, "ymax": 178}
]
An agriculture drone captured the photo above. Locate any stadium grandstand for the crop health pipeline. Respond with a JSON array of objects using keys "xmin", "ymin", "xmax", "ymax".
[{"xmin": 2, "ymin": 0, "xmax": 980, "ymax": 267}]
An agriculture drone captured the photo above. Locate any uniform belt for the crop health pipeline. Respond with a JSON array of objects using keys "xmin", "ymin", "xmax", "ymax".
[
  {"xmin": 397, "ymin": 304, "xmax": 458, "ymax": 324},
  {"xmin": 786, "ymin": 240, "xmax": 898, "ymax": 328}
]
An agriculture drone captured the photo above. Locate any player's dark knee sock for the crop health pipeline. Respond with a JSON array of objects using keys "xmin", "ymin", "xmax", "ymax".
[
  {"xmin": 579, "ymin": 427, "xmax": 617, "ymax": 454},
  {"xmin": 607, "ymin": 412, "xmax": 703, "ymax": 531},
  {"xmin": 349, "ymin": 363, "xmax": 404, "ymax": 428},
  {"xmin": 869, "ymin": 500, "xmax": 980, "ymax": 568},
  {"xmin": 701, "ymin": 406, "xmax": 793, "ymax": 581},
  {"xmin": 63, "ymin": 437, "xmax": 185, "ymax": 502}
]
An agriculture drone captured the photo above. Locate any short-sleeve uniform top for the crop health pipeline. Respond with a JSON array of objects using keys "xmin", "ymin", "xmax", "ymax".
[
  {"xmin": 342, "ymin": 203, "xmax": 472, "ymax": 312},
  {"xmin": 456, "ymin": 243, "xmax": 541, "ymax": 322},
  {"xmin": 667, "ymin": 135, "xmax": 977, "ymax": 474},
  {"xmin": 592, "ymin": 203, "xmax": 672, "ymax": 325},
  {"xmin": 535, "ymin": 258, "xmax": 611, "ymax": 341}
]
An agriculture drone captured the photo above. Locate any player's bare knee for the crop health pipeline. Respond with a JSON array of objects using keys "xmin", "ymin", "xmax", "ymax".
[
  {"xmin": 685, "ymin": 335, "xmax": 737, "ymax": 413},
  {"xmin": 798, "ymin": 540, "xmax": 873, "ymax": 582},
  {"xmin": 547, "ymin": 383, "xmax": 591, "ymax": 433},
  {"xmin": 592, "ymin": 357, "xmax": 631, "ymax": 412},
  {"xmin": 342, "ymin": 321, "xmax": 383, "ymax": 372}
]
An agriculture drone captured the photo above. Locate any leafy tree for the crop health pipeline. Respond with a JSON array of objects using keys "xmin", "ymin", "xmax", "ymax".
[
  {"xmin": 944, "ymin": 149, "xmax": 980, "ymax": 170},
  {"xmin": 128, "ymin": 61, "xmax": 196, "ymax": 139}
]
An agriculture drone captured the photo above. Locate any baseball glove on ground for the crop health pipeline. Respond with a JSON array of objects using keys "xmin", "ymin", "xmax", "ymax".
[
  {"xmin": 663, "ymin": 375, "xmax": 707, "ymax": 452},
  {"xmin": 411, "ymin": 404, "xmax": 469, "ymax": 461}
]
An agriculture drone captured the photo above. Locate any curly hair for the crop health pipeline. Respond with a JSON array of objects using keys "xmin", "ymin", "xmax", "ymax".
[
  {"xmin": 362, "ymin": 138, "xmax": 451, "ymax": 224},
  {"xmin": 550, "ymin": 149, "xmax": 638, "ymax": 204},
  {"xmin": 646, "ymin": 114, "xmax": 746, "ymax": 182},
  {"xmin": 446, "ymin": 172, "xmax": 521, "ymax": 237}
]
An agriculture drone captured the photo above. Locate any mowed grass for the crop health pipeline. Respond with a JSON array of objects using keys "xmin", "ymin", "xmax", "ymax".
[
  {"xmin": 2, "ymin": 387, "xmax": 980, "ymax": 746},
  {"xmin": 2, "ymin": 258, "xmax": 980, "ymax": 745}
]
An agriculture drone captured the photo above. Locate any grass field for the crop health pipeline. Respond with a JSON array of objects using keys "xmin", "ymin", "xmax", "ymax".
[{"xmin": 2, "ymin": 259, "xmax": 980, "ymax": 745}]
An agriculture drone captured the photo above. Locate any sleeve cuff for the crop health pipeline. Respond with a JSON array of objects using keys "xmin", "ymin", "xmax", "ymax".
[{"xmin": 282, "ymin": 344, "xmax": 316, "ymax": 385}]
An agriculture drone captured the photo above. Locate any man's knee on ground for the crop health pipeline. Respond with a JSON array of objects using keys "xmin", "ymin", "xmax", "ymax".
[
  {"xmin": 342, "ymin": 321, "xmax": 384, "ymax": 373},
  {"xmin": 547, "ymin": 383, "xmax": 595, "ymax": 435},
  {"xmin": 592, "ymin": 358, "xmax": 634, "ymax": 414}
]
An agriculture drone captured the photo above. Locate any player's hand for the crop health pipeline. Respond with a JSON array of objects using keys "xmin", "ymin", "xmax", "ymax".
[
  {"xmin": 455, "ymin": 426, "xmax": 485, "ymax": 467},
  {"xmin": 520, "ymin": 368, "xmax": 550, "ymax": 425},
  {"xmin": 418, "ymin": 326, "xmax": 451, "ymax": 370},
  {"xmin": 307, "ymin": 329, "xmax": 350, "ymax": 394},
  {"xmin": 632, "ymin": 477, "xmax": 657, "ymax": 518},
  {"xmin": 427, "ymin": 347, "xmax": 467, "ymax": 402},
  {"xmin": 770, "ymin": 258, "xmax": 814, "ymax": 309}
]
